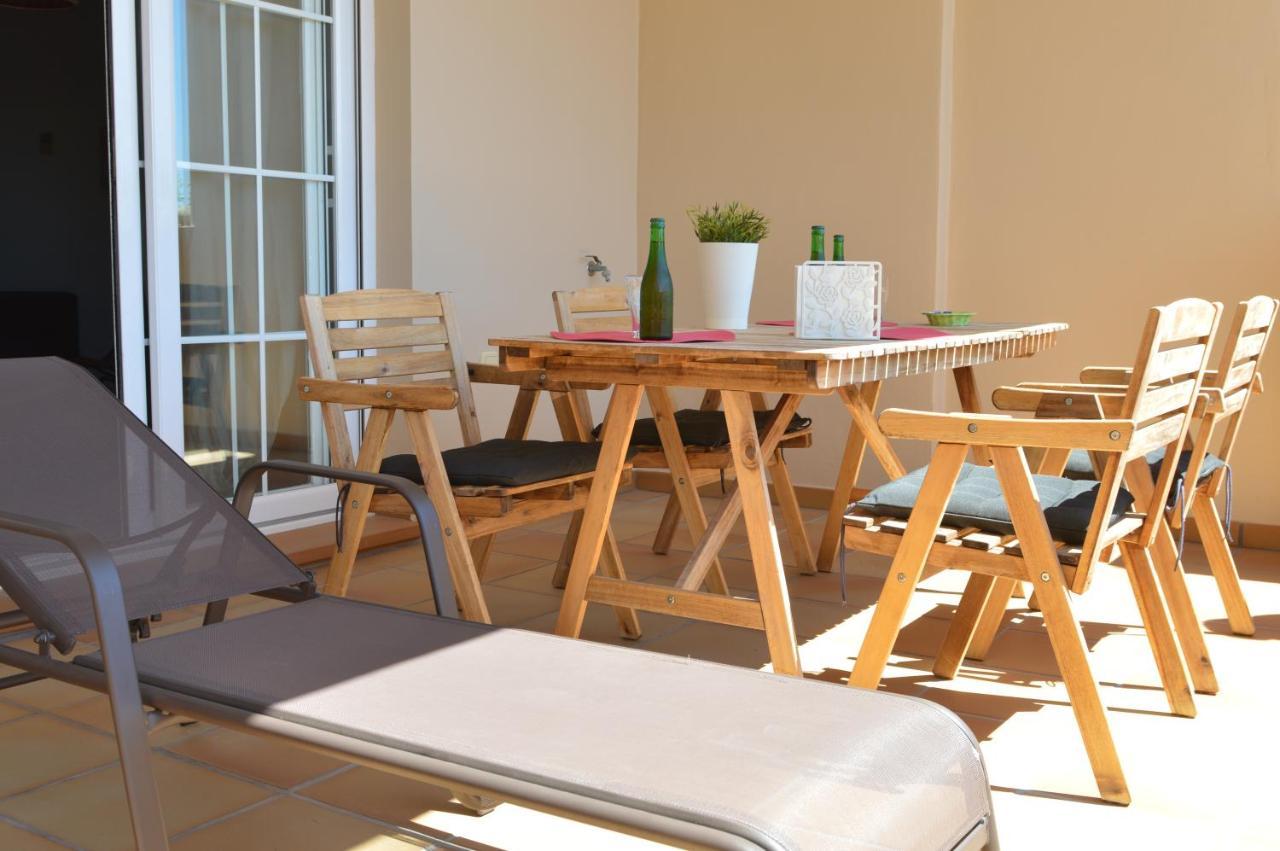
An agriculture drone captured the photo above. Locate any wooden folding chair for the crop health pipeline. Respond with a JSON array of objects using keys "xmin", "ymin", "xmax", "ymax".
[
  {"xmin": 1068, "ymin": 296, "xmax": 1277, "ymax": 636},
  {"xmin": 299, "ymin": 288, "xmax": 640, "ymax": 635},
  {"xmin": 551, "ymin": 285, "xmax": 816, "ymax": 592},
  {"xmin": 843, "ymin": 298, "xmax": 1223, "ymax": 805}
]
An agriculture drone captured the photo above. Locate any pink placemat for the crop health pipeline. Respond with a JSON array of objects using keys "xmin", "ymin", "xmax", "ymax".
[
  {"xmin": 549, "ymin": 329, "xmax": 737, "ymax": 344},
  {"xmin": 757, "ymin": 320, "xmax": 902, "ymax": 329}
]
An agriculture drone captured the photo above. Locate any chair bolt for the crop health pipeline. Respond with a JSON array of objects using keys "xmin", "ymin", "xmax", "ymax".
[
  {"xmin": 896, "ymin": 572, "xmax": 906, "ymax": 583},
  {"xmin": 303, "ymin": 384, "xmax": 311, "ymax": 393},
  {"xmin": 666, "ymin": 594, "xmax": 676, "ymax": 605},
  {"xmin": 350, "ymin": 500, "xmax": 359, "ymax": 509},
  {"xmin": 1109, "ymin": 430, "xmax": 1121, "ymax": 440},
  {"xmin": 966, "ymin": 423, "xmax": 978, "ymax": 433},
  {"xmin": 385, "ymin": 390, "xmax": 393, "ymax": 399},
  {"xmin": 677, "ymin": 477, "xmax": 686, "ymax": 485},
  {"xmin": 445, "ymin": 527, "xmax": 454, "ymax": 536},
  {"xmin": 1040, "ymin": 571, "xmax": 1051, "ymax": 582},
  {"xmin": 1064, "ymin": 397, "xmax": 1073, "ymax": 406}
]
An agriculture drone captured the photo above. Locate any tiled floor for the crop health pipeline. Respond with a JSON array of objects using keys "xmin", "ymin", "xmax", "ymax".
[{"xmin": 2, "ymin": 487, "xmax": 1278, "ymax": 849}]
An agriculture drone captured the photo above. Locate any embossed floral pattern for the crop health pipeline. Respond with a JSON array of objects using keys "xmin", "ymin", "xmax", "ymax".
[{"xmin": 795, "ymin": 261, "xmax": 882, "ymax": 339}]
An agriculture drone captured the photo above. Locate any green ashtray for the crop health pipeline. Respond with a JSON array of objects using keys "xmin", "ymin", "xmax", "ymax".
[{"xmin": 923, "ymin": 311, "xmax": 975, "ymax": 327}]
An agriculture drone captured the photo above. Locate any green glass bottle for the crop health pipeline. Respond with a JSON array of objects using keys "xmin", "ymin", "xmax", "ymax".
[
  {"xmin": 832, "ymin": 234, "xmax": 845, "ymax": 262},
  {"xmin": 809, "ymin": 225, "xmax": 825, "ymax": 262},
  {"xmin": 640, "ymin": 217, "xmax": 673, "ymax": 340}
]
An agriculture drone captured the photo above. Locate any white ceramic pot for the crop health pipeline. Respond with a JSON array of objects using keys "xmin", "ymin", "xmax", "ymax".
[{"xmin": 698, "ymin": 241, "xmax": 759, "ymax": 329}]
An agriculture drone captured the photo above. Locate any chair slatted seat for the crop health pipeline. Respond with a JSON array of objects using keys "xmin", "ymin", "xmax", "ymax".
[
  {"xmin": 300, "ymin": 288, "xmax": 640, "ymax": 635},
  {"xmin": 842, "ymin": 298, "xmax": 1224, "ymax": 805}
]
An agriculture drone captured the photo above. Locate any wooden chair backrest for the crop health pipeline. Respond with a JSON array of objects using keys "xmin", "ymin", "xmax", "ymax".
[
  {"xmin": 551, "ymin": 286, "xmax": 634, "ymax": 426},
  {"xmin": 1073, "ymin": 297, "xmax": 1221, "ymax": 591},
  {"xmin": 1194, "ymin": 296, "xmax": 1278, "ymax": 478},
  {"xmin": 300, "ymin": 289, "xmax": 482, "ymax": 468}
]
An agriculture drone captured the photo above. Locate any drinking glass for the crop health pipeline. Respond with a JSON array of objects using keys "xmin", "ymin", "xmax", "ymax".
[{"xmin": 624, "ymin": 276, "xmax": 642, "ymax": 339}]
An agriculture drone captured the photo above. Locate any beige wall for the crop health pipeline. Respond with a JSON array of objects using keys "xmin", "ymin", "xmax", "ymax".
[
  {"xmin": 407, "ymin": 0, "xmax": 639, "ymax": 449},
  {"xmin": 947, "ymin": 0, "xmax": 1280, "ymax": 523},
  {"xmin": 637, "ymin": 0, "xmax": 949, "ymax": 487},
  {"xmin": 374, "ymin": 0, "xmax": 413, "ymax": 291}
]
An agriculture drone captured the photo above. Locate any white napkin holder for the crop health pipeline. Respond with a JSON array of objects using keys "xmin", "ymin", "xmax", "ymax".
[{"xmin": 794, "ymin": 261, "xmax": 882, "ymax": 340}]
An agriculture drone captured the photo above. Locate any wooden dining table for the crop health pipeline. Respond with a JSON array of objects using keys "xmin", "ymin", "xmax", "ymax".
[{"xmin": 491, "ymin": 322, "xmax": 1067, "ymax": 675}]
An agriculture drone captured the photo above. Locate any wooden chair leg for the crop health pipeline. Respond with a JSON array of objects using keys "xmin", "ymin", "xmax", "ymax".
[
  {"xmin": 555, "ymin": 384, "xmax": 643, "ymax": 638},
  {"xmin": 766, "ymin": 449, "xmax": 816, "ymax": 574},
  {"xmin": 323, "ymin": 407, "xmax": 395, "ymax": 597},
  {"xmin": 722, "ymin": 391, "xmax": 802, "ymax": 676},
  {"xmin": 651, "ymin": 492, "xmax": 682, "ymax": 554},
  {"xmin": 849, "ymin": 442, "xmax": 968, "ymax": 689},
  {"xmin": 647, "ymin": 387, "xmax": 729, "ymax": 594},
  {"xmin": 471, "ymin": 536, "xmax": 496, "ymax": 581},
  {"xmin": 965, "ymin": 576, "xmax": 1018, "ymax": 661},
  {"xmin": 1119, "ymin": 541, "xmax": 1196, "ymax": 718},
  {"xmin": 816, "ymin": 382, "xmax": 882, "ymax": 573},
  {"xmin": 599, "ymin": 527, "xmax": 642, "ymax": 639},
  {"xmin": 1191, "ymin": 495, "xmax": 1255, "ymax": 636},
  {"xmin": 934, "ymin": 573, "xmax": 997, "ymax": 678},
  {"xmin": 405, "ymin": 411, "xmax": 491, "ymax": 624},
  {"xmin": 551, "ymin": 511, "xmax": 583, "ymax": 589},
  {"xmin": 952, "ymin": 366, "xmax": 993, "ymax": 467},
  {"xmin": 1152, "ymin": 518, "xmax": 1218, "ymax": 694},
  {"xmin": 991, "ymin": 445, "xmax": 1130, "ymax": 805}
]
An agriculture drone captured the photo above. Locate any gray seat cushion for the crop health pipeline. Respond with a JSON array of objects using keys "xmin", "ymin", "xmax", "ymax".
[
  {"xmin": 77, "ymin": 597, "xmax": 991, "ymax": 851},
  {"xmin": 1064, "ymin": 448, "xmax": 1225, "ymax": 504},
  {"xmin": 595, "ymin": 409, "xmax": 812, "ymax": 449},
  {"xmin": 856, "ymin": 463, "xmax": 1135, "ymax": 545},
  {"xmin": 381, "ymin": 439, "xmax": 609, "ymax": 488}
]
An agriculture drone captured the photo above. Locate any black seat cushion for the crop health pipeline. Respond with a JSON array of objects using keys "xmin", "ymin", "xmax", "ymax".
[
  {"xmin": 593, "ymin": 409, "xmax": 812, "ymax": 449},
  {"xmin": 855, "ymin": 463, "xmax": 1135, "ymax": 546},
  {"xmin": 1064, "ymin": 448, "xmax": 1225, "ymax": 504},
  {"xmin": 380, "ymin": 439, "xmax": 614, "ymax": 489}
]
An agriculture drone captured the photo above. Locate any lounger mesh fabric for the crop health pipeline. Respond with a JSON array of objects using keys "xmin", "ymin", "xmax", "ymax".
[
  {"xmin": 78, "ymin": 597, "xmax": 993, "ymax": 851},
  {"xmin": 593, "ymin": 409, "xmax": 813, "ymax": 448},
  {"xmin": 0, "ymin": 358, "xmax": 308, "ymax": 653},
  {"xmin": 856, "ymin": 463, "xmax": 1135, "ymax": 546}
]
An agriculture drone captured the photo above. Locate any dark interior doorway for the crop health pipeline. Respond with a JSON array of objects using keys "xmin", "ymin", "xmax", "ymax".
[{"xmin": 0, "ymin": 0, "xmax": 117, "ymax": 391}]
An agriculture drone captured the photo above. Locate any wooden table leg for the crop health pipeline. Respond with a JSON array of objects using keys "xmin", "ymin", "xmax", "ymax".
[
  {"xmin": 647, "ymin": 386, "xmax": 730, "ymax": 594},
  {"xmin": 952, "ymin": 365, "xmax": 993, "ymax": 466},
  {"xmin": 554, "ymin": 384, "xmax": 643, "ymax": 638},
  {"xmin": 676, "ymin": 395, "xmax": 803, "ymax": 591},
  {"xmin": 722, "ymin": 390, "xmax": 802, "ymax": 676},
  {"xmin": 816, "ymin": 381, "xmax": 883, "ymax": 573}
]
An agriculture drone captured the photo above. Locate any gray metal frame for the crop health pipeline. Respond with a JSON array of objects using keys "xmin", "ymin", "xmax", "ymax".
[{"xmin": 0, "ymin": 461, "xmax": 457, "ymax": 851}]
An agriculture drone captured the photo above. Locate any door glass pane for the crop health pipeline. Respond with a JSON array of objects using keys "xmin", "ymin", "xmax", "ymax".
[
  {"xmin": 260, "ymin": 10, "xmax": 329, "ymax": 174},
  {"xmin": 178, "ymin": 170, "xmax": 259, "ymax": 336},
  {"xmin": 263, "ymin": 177, "xmax": 329, "ymax": 332},
  {"xmin": 265, "ymin": 340, "xmax": 317, "ymax": 491},
  {"xmin": 171, "ymin": 0, "xmax": 334, "ymax": 501},
  {"xmin": 182, "ymin": 342, "xmax": 260, "ymax": 496},
  {"xmin": 270, "ymin": 0, "xmax": 330, "ymax": 15},
  {"xmin": 178, "ymin": 0, "xmax": 254, "ymax": 167}
]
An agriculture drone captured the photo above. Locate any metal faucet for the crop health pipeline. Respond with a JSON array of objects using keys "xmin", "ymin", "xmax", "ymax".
[{"xmin": 584, "ymin": 254, "xmax": 612, "ymax": 283}]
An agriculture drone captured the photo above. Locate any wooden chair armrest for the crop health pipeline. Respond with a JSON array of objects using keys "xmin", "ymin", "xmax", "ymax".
[
  {"xmin": 1079, "ymin": 366, "xmax": 1132, "ymax": 384},
  {"xmin": 991, "ymin": 385, "xmax": 1126, "ymax": 417},
  {"xmin": 297, "ymin": 378, "xmax": 458, "ymax": 411},
  {"xmin": 879, "ymin": 408, "xmax": 1134, "ymax": 451},
  {"xmin": 466, "ymin": 362, "xmax": 608, "ymax": 392}
]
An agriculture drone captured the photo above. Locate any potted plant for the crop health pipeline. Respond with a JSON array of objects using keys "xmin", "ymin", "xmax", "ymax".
[{"xmin": 688, "ymin": 202, "xmax": 769, "ymax": 329}]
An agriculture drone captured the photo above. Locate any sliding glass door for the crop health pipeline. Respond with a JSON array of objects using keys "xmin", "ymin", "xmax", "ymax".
[{"xmin": 132, "ymin": 0, "xmax": 359, "ymax": 522}]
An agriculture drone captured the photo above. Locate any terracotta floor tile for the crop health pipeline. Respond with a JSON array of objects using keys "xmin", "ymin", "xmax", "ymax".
[
  {"xmin": 167, "ymin": 728, "xmax": 349, "ymax": 789},
  {"xmin": 172, "ymin": 795, "xmax": 429, "ymax": 850},
  {"xmin": 0, "ymin": 715, "xmax": 119, "ymax": 797},
  {"xmin": 0, "ymin": 701, "xmax": 29, "ymax": 723},
  {"xmin": 0, "ymin": 821, "xmax": 68, "ymax": 851},
  {"xmin": 297, "ymin": 767, "xmax": 459, "ymax": 841},
  {"xmin": 345, "ymin": 568, "xmax": 435, "ymax": 608},
  {"xmin": 0, "ymin": 754, "xmax": 271, "ymax": 851},
  {"xmin": 1, "ymin": 678, "xmax": 103, "ymax": 712},
  {"xmin": 51, "ymin": 698, "xmax": 205, "ymax": 747}
]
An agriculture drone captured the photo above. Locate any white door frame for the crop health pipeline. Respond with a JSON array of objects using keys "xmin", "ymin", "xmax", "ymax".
[{"xmin": 112, "ymin": 0, "xmax": 368, "ymax": 527}]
